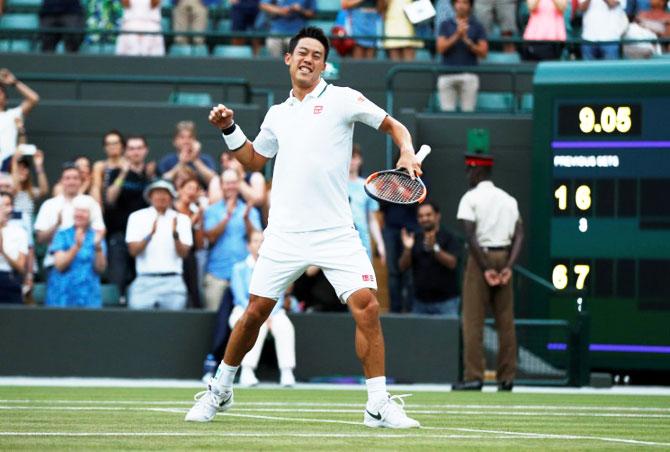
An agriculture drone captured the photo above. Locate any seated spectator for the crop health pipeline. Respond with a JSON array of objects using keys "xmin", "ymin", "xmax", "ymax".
[
  {"xmin": 91, "ymin": 130, "xmax": 126, "ymax": 204},
  {"xmin": 203, "ymin": 169, "xmax": 261, "ymax": 310},
  {"xmin": 34, "ymin": 163, "xmax": 105, "ymax": 274},
  {"xmin": 637, "ymin": 0, "xmax": 670, "ymax": 49},
  {"xmin": 0, "ymin": 191, "xmax": 28, "ymax": 304},
  {"xmin": 39, "ymin": 0, "xmax": 85, "ymax": 52},
  {"xmin": 230, "ymin": 0, "xmax": 263, "ymax": 54},
  {"xmin": 125, "ymin": 180, "xmax": 193, "ymax": 310},
  {"xmin": 174, "ymin": 175, "xmax": 206, "ymax": 308},
  {"xmin": 102, "ymin": 135, "xmax": 155, "ymax": 302},
  {"xmin": 383, "ymin": 0, "xmax": 423, "ymax": 61},
  {"xmin": 578, "ymin": 0, "xmax": 628, "ymax": 59},
  {"xmin": 436, "ymin": 0, "xmax": 488, "ymax": 112},
  {"xmin": 115, "ymin": 0, "xmax": 165, "ymax": 56},
  {"xmin": 46, "ymin": 196, "xmax": 107, "ymax": 308},
  {"xmin": 229, "ymin": 230, "xmax": 297, "ymax": 387},
  {"xmin": 53, "ymin": 155, "xmax": 94, "ymax": 197},
  {"xmin": 474, "ymin": 0, "xmax": 517, "ymax": 52},
  {"xmin": 342, "ymin": 0, "xmax": 384, "ymax": 59},
  {"xmin": 259, "ymin": 0, "xmax": 315, "ymax": 57},
  {"xmin": 0, "ymin": 69, "xmax": 40, "ymax": 172},
  {"xmin": 158, "ymin": 121, "xmax": 217, "ymax": 188},
  {"xmin": 209, "ymin": 152, "xmax": 266, "ymax": 207},
  {"xmin": 522, "ymin": 0, "xmax": 567, "ymax": 60},
  {"xmin": 399, "ymin": 201, "xmax": 461, "ymax": 315},
  {"xmin": 173, "ymin": 0, "xmax": 208, "ymax": 45}
]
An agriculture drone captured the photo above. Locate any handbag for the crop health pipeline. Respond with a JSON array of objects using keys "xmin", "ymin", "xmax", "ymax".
[{"xmin": 403, "ymin": 0, "xmax": 436, "ymax": 25}]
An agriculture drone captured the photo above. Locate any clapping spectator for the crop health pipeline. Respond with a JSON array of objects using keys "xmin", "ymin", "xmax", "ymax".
[
  {"xmin": 522, "ymin": 0, "xmax": 567, "ymax": 60},
  {"xmin": 53, "ymin": 156, "xmax": 94, "ymax": 197},
  {"xmin": 46, "ymin": 196, "xmax": 107, "ymax": 308},
  {"xmin": 125, "ymin": 180, "xmax": 193, "ymax": 310},
  {"xmin": 91, "ymin": 130, "xmax": 126, "ymax": 204},
  {"xmin": 203, "ymin": 169, "xmax": 261, "ymax": 311},
  {"xmin": 173, "ymin": 0, "xmax": 208, "ymax": 45},
  {"xmin": 115, "ymin": 0, "xmax": 165, "ymax": 56},
  {"xmin": 342, "ymin": 0, "xmax": 384, "ymax": 59},
  {"xmin": 0, "ymin": 191, "xmax": 28, "ymax": 304},
  {"xmin": 436, "ymin": 0, "xmax": 488, "ymax": 112},
  {"xmin": 209, "ymin": 152, "xmax": 266, "ymax": 208},
  {"xmin": 578, "ymin": 0, "xmax": 628, "ymax": 59},
  {"xmin": 384, "ymin": 0, "xmax": 423, "ymax": 60},
  {"xmin": 103, "ymin": 135, "xmax": 155, "ymax": 301},
  {"xmin": 159, "ymin": 121, "xmax": 217, "ymax": 188},
  {"xmin": 474, "ymin": 0, "xmax": 517, "ymax": 52},
  {"xmin": 259, "ymin": 0, "xmax": 315, "ymax": 57},
  {"xmin": 637, "ymin": 0, "xmax": 670, "ymax": 49},
  {"xmin": 0, "ymin": 69, "xmax": 40, "ymax": 171},
  {"xmin": 39, "ymin": 0, "xmax": 85, "ymax": 52}
]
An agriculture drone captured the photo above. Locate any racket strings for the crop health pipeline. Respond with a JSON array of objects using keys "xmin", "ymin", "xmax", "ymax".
[{"xmin": 368, "ymin": 172, "xmax": 425, "ymax": 204}]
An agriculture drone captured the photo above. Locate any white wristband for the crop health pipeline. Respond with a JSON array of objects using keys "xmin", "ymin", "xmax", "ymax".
[{"xmin": 222, "ymin": 125, "xmax": 247, "ymax": 151}]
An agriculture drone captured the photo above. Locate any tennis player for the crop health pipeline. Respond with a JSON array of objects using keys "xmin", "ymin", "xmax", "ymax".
[{"xmin": 185, "ymin": 26, "xmax": 422, "ymax": 429}]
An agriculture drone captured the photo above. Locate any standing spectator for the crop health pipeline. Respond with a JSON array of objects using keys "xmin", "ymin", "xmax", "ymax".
[
  {"xmin": 209, "ymin": 152, "xmax": 266, "ymax": 207},
  {"xmin": 637, "ymin": 0, "xmax": 670, "ymax": 50},
  {"xmin": 46, "ymin": 196, "xmax": 107, "ymax": 308},
  {"xmin": 103, "ymin": 135, "xmax": 155, "ymax": 301},
  {"xmin": 229, "ymin": 230, "xmax": 297, "ymax": 386},
  {"xmin": 578, "ymin": 0, "xmax": 628, "ymax": 60},
  {"xmin": 522, "ymin": 0, "xmax": 567, "ymax": 60},
  {"xmin": 380, "ymin": 202, "xmax": 417, "ymax": 313},
  {"xmin": 398, "ymin": 201, "xmax": 460, "ymax": 316},
  {"xmin": 203, "ymin": 168, "xmax": 261, "ymax": 311},
  {"xmin": 172, "ymin": 0, "xmax": 208, "ymax": 45},
  {"xmin": 434, "ymin": 0, "xmax": 455, "ymax": 38},
  {"xmin": 452, "ymin": 151, "xmax": 523, "ymax": 391},
  {"xmin": 115, "ymin": 0, "xmax": 165, "ymax": 56},
  {"xmin": 342, "ymin": 0, "xmax": 384, "ymax": 59},
  {"xmin": 230, "ymin": 0, "xmax": 263, "ymax": 54},
  {"xmin": 85, "ymin": 0, "xmax": 124, "ymax": 45},
  {"xmin": 436, "ymin": 0, "xmax": 488, "ymax": 112},
  {"xmin": 348, "ymin": 144, "xmax": 385, "ymax": 262},
  {"xmin": 259, "ymin": 0, "xmax": 315, "ymax": 57},
  {"xmin": 159, "ymin": 121, "xmax": 217, "ymax": 188},
  {"xmin": 53, "ymin": 156, "xmax": 95, "ymax": 197},
  {"xmin": 39, "ymin": 0, "xmax": 85, "ymax": 52},
  {"xmin": 34, "ymin": 163, "xmax": 106, "ymax": 273},
  {"xmin": 474, "ymin": 0, "xmax": 517, "ymax": 52},
  {"xmin": 0, "ymin": 191, "xmax": 28, "ymax": 304},
  {"xmin": 91, "ymin": 130, "xmax": 126, "ymax": 204},
  {"xmin": 383, "ymin": 0, "xmax": 423, "ymax": 60},
  {"xmin": 125, "ymin": 180, "xmax": 193, "ymax": 310},
  {"xmin": 0, "ymin": 69, "xmax": 40, "ymax": 171},
  {"xmin": 174, "ymin": 175, "xmax": 206, "ymax": 308}
]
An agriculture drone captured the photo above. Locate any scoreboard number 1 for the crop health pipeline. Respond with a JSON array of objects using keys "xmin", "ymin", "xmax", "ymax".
[
  {"xmin": 554, "ymin": 184, "xmax": 592, "ymax": 211},
  {"xmin": 552, "ymin": 264, "xmax": 590, "ymax": 290}
]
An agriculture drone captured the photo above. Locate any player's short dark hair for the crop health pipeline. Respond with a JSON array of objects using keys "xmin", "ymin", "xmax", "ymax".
[
  {"xmin": 419, "ymin": 200, "xmax": 440, "ymax": 214},
  {"xmin": 103, "ymin": 129, "xmax": 125, "ymax": 147},
  {"xmin": 288, "ymin": 27, "xmax": 330, "ymax": 62}
]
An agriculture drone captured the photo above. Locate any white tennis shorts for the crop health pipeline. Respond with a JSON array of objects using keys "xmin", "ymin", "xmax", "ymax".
[{"xmin": 249, "ymin": 225, "xmax": 377, "ymax": 303}]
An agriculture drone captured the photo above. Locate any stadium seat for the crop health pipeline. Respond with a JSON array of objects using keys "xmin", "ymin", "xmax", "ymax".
[
  {"xmin": 476, "ymin": 92, "xmax": 515, "ymax": 112},
  {"xmin": 6, "ymin": 0, "xmax": 42, "ymax": 11},
  {"xmin": 101, "ymin": 284, "xmax": 121, "ymax": 306},
  {"xmin": 316, "ymin": 0, "xmax": 340, "ymax": 13},
  {"xmin": 308, "ymin": 20, "xmax": 335, "ymax": 33},
  {"xmin": 169, "ymin": 43, "xmax": 209, "ymax": 56},
  {"xmin": 0, "ymin": 39, "xmax": 33, "ymax": 52},
  {"xmin": 415, "ymin": 48, "xmax": 434, "ymax": 62},
  {"xmin": 0, "ymin": 13, "xmax": 39, "ymax": 30},
  {"xmin": 169, "ymin": 91, "xmax": 213, "ymax": 106},
  {"xmin": 32, "ymin": 282, "xmax": 46, "ymax": 304},
  {"xmin": 80, "ymin": 42, "xmax": 116, "ymax": 54},
  {"xmin": 483, "ymin": 51, "xmax": 521, "ymax": 64},
  {"xmin": 213, "ymin": 44, "xmax": 253, "ymax": 58},
  {"xmin": 217, "ymin": 19, "xmax": 231, "ymax": 33},
  {"xmin": 520, "ymin": 93, "xmax": 533, "ymax": 112}
]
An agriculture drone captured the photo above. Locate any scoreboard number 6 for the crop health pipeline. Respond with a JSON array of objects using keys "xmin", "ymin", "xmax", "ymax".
[
  {"xmin": 552, "ymin": 264, "xmax": 590, "ymax": 290},
  {"xmin": 554, "ymin": 184, "xmax": 592, "ymax": 211}
]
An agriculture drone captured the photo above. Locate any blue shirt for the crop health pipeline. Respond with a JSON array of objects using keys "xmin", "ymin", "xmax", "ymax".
[
  {"xmin": 348, "ymin": 177, "xmax": 379, "ymax": 258},
  {"xmin": 46, "ymin": 227, "xmax": 106, "ymax": 308},
  {"xmin": 439, "ymin": 16, "xmax": 486, "ymax": 66},
  {"xmin": 262, "ymin": 0, "xmax": 315, "ymax": 34},
  {"xmin": 204, "ymin": 199, "xmax": 261, "ymax": 280},
  {"xmin": 157, "ymin": 153, "xmax": 217, "ymax": 185}
]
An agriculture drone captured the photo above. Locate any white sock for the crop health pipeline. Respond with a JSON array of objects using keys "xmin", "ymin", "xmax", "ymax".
[
  {"xmin": 366, "ymin": 376, "xmax": 387, "ymax": 408},
  {"xmin": 211, "ymin": 362, "xmax": 238, "ymax": 393}
]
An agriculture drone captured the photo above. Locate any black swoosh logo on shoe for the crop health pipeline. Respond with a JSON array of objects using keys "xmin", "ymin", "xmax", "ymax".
[
  {"xmin": 366, "ymin": 410, "xmax": 382, "ymax": 420},
  {"xmin": 219, "ymin": 395, "xmax": 231, "ymax": 407}
]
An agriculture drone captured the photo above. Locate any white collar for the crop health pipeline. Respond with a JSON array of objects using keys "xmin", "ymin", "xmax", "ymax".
[
  {"xmin": 476, "ymin": 180, "xmax": 495, "ymax": 189},
  {"xmin": 287, "ymin": 79, "xmax": 328, "ymax": 105}
]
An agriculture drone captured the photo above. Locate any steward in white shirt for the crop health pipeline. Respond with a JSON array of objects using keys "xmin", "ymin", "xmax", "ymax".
[{"xmin": 126, "ymin": 179, "xmax": 193, "ymax": 310}]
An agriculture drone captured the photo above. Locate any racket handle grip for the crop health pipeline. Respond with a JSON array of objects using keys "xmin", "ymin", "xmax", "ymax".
[{"xmin": 415, "ymin": 145, "xmax": 431, "ymax": 163}]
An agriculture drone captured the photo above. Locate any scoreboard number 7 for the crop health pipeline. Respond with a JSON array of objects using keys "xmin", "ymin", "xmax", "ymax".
[{"xmin": 552, "ymin": 264, "xmax": 591, "ymax": 290}]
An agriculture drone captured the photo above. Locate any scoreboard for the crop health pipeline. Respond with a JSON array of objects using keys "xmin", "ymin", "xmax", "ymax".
[{"xmin": 531, "ymin": 61, "xmax": 670, "ymax": 373}]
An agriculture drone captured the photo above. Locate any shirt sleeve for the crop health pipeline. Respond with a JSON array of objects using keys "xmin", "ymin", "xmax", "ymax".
[
  {"xmin": 125, "ymin": 211, "xmax": 145, "ymax": 243},
  {"xmin": 456, "ymin": 192, "xmax": 476, "ymax": 222},
  {"xmin": 49, "ymin": 230, "xmax": 69, "ymax": 255},
  {"xmin": 33, "ymin": 199, "xmax": 55, "ymax": 232},
  {"xmin": 230, "ymin": 262, "xmax": 250, "ymax": 308},
  {"xmin": 88, "ymin": 197, "xmax": 106, "ymax": 231},
  {"xmin": 252, "ymin": 109, "xmax": 279, "ymax": 158},
  {"xmin": 344, "ymin": 88, "xmax": 388, "ymax": 130},
  {"xmin": 473, "ymin": 19, "xmax": 487, "ymax": 41},
  {"xmin": 249, "ymin": 207, "xmax": 262, "ymax": 231},
  {"xmin": 439, "ymin": 19, "xmax": 455, "ymax": 38},
  {"xmin": 177, "ymin": 213, "xmax": 194, "ymax": 246},
  {"xmin": 203, "ymin": 205, "xmax": 218, "ymax": 232}
]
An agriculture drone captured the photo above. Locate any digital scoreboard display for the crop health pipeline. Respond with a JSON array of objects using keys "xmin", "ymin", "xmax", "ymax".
[{"xmin": 531, "ymin": 62, "xmax": 670, "ymax": 373}]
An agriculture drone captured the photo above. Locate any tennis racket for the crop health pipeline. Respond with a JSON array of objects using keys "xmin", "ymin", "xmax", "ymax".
[{"xmin": 364, "ymin": 145, "xmax": 431, "ymax": 205}]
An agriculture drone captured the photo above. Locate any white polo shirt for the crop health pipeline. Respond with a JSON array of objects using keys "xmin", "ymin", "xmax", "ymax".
[
  {"xmin": 33, "ymin": 194, "xmax": 106, "ymax": 267},
  {"xmin": 580, "ymin": 0, "xmax": 627, "ymax": 41},
  {"xmin": 125, "ymin": 206, "xmax": 193, "ymax": 275},
  {"xmin": 253, "ymin": 78, "xmax": 388, "ymax": 232},
  {"xmin": 456, "ymin": 180, "xmax": 519, "ymax": 248},
  {"xmin": 0, "ymin": 223, "xmax": 28, "ymax": 272},
  {"xmin": 0, "ymin": 107, "xmax": 22, "ymax": 163}
]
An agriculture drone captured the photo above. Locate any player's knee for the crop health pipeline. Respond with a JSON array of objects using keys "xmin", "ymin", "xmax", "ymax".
[{"xmin": 351, "ymin": 290, "xmax": 380, "ymax": 323}]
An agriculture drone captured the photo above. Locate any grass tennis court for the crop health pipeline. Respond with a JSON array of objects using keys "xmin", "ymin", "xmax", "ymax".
[{"xmin": 1, "ymin": 386, "xmax": 670, "ymax": 450}]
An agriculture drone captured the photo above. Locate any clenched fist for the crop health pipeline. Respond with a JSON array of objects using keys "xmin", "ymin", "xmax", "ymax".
[{"xmin": 209, "ymin": 104, "xmax": 235, "ymax": 130}]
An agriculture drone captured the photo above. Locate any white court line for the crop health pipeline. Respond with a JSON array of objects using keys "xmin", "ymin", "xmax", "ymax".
[{"xmin": 2, "ymin": 400, "xmax": 670, "ymax": 412}]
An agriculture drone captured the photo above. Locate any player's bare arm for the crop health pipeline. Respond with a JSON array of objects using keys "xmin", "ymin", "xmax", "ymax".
[
  {"xmin": 208, "ymin": 104, "xmax": 268, "ymax": 172},
  {"xmin": 378, "ymin": 116, "xmax": 422, "ymax": 179}
]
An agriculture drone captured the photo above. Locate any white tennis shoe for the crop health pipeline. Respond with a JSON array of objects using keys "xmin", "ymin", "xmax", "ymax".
[
  {"xmin": 363, "ymin": 394, "xmax": 420, "ymax": 429},
  {"xmin": 184, "ymin": 387, "xmax": 233, "ymax": 422}
]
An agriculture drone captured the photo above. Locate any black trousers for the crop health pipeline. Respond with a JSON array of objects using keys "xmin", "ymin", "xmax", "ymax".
[{"xmin": 39, "ymin": 13, "xmax": 85, "ymax": 52}]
